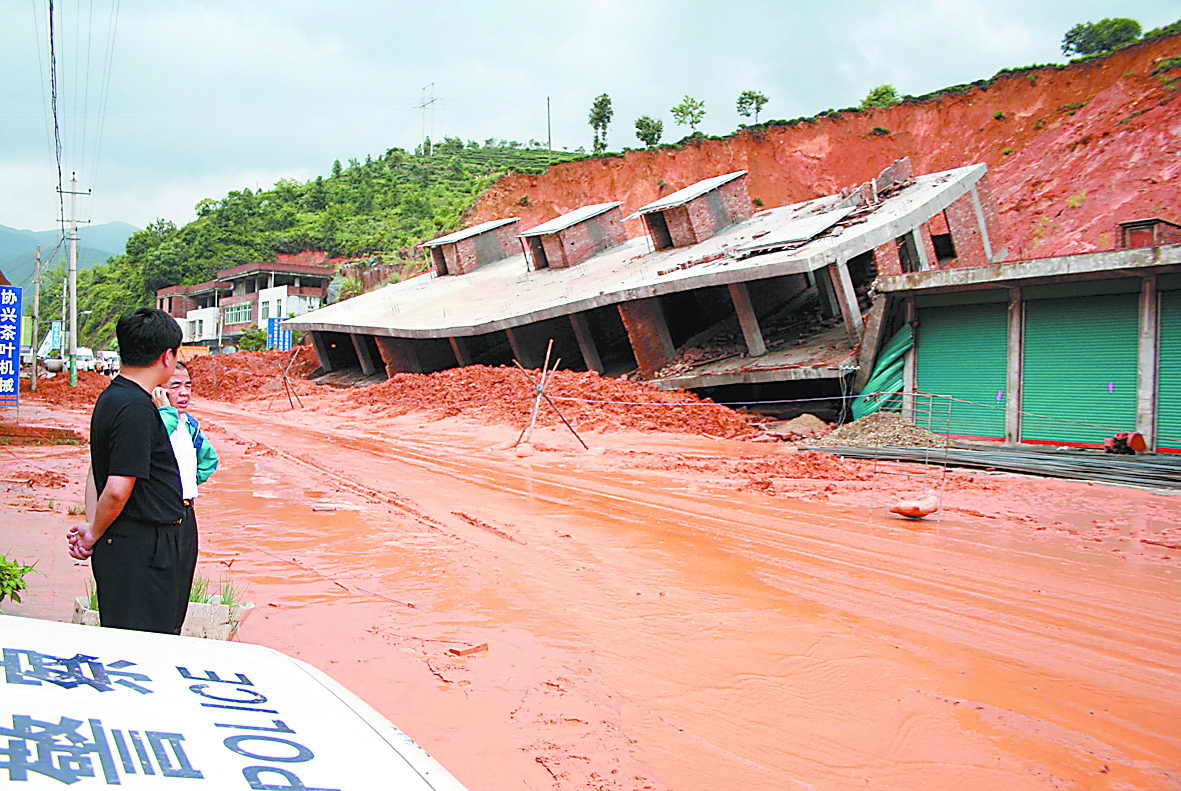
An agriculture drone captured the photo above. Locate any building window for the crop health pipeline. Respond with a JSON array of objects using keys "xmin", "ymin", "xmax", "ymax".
[
  {"xmin": 261, "ymin": 301, "xmax": 270, "ymax": 321},
  {"xmin": 276, "ymin": 298, "xmax": 284, "ymax": 318},
  {"xmin": 223, "ymin": 302, "xmax": 253, "ymax": 325},
  {"xmin": 196, "ymin": 319, "xmax": 204, "ymax": 338}
]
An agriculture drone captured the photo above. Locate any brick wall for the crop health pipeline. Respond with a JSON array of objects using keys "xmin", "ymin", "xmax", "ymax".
[
  {"xmin": 545, "ymin": 208, "xmax": 627, "ymax": 269},
  {"xmin": 945, "ymin": 187, "xmax": 992, "ymax": 268},
  {"xmin": 684, "ymin": 177, "xmax": 753, "ymax": 242},
  {"xmin": 874, "ymin": 239, "xmax": 903, "ymax": 276},
  {"xmin": 664, "ymin": 206, "xmax": 696, "ymax": 247}
]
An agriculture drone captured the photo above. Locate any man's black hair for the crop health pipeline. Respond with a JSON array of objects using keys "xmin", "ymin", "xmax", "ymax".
[{"xmin": 116, "ymin": 308, "xmax": 182, "ymax": 367}]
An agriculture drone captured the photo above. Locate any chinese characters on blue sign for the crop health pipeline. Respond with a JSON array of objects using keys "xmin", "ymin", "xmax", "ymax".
[
  {"xmin": 0, "ymin": 285, "xmax": 22, "ymax": 408},
  {"xmin": 266, "ymin": 317, "xmax": 292, "ymax": 351}
]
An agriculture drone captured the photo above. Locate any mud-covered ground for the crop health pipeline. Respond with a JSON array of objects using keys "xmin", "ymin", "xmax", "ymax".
[{"xmin": 3, "ymin": 392, "xmax": 1180, "ymax": 790}]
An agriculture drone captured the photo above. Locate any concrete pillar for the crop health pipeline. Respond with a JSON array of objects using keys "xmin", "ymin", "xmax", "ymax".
[
  {"xmin": 350, "ymin": 333, "xmax": 378, "ymax": 376},
  {"xmin": 970, "ymin": 186, "xmax": 994, "ymax": 262},
  {"xmin": 902, "ymin": 299, "xmax": 917, "ymax": 422},
  {"xmin": 1005, "ymin": 288, "xmax": 1024, "ymax": 443},
  {"xmin": 1137, "ymin": 276, "xmax": 1159, "ymax": 450},
  {"xmin": 569, "ymin": 313, "xmax": 604, "ymax": 373},
  {"xmin": 909, "ymin": 227, "xmax": 931, "ymax": 271},
  {"xmin": 853, "ymin": 296, "xmax": 889, "ymax": 392},
  {"xmin": 449, "ymin": 336, "xmax": 472, "ymax": 366},
  {"xmin": 506, "ymin": 327, "xmax": 542, "ymax": 368},
  {"xmin": 618, "ymin": 297, "xmax": 676, "ymax": 377},
  {"xmin": 727, "ymin": 282, "xmax": 766, "ymax": 357},
  {"xmin": 827, "ymin": 258, "xmax": 864, "ymax": 345},
  {"xmin": 917, "ymin": 223, "xmax": 939, "ymax": 271},
  {"xmin": 374, "ymin": 336, "xmax": 423, "ymax": 375},
  {"xmin": 815, "ymin": 266, "xmax": 841, "ymax": 317},
  {"xmin": 309, "ymin": 331, "xmax": 334, "ymax": 373}
]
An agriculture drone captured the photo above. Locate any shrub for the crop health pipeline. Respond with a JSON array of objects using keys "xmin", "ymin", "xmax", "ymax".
[
  {"xmin": 1152, "ymin": 57, "xmax": 1181, "ymax": 76},
  {"xmin": 517, "ymin": 194, "xmax": 530, "ymax": 206},
  {"xmin": 1066, "ymin": 192, "xmax": 1087, "ymax": 208},
  {"xmin": 237, "ymin": 328, "xmax": 267, "ymax": 351},
  {"xmin": 861, "ymin": 84, "xmax": 900, "ymax": 109},
  {"xmin": 0, "ymin": 555, "xmax": 36, "ymax": 604},
  {"xmin": 1061, "ymin": 18, "xmax": 1141, "ymax": 57},
  {"xmin": 1002, "ymin": 147, "xmax": 1015, "ymax": 155},
  {"xmin": 753, "ymin": 198, "xmax": 764, "ymax": 207},
  {"xmin": 870, "ymin": 127, "xmax": 891, "ymax": 136},
  {"xmin": 993, "ymin": 111, "xmax": 1007, "ymax": 120}
]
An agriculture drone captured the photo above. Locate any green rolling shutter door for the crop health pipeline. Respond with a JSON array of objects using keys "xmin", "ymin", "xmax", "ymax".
[
  {"xmin": 1022, "ymin": 294, "xmax": 1139, "ymax": 446},
  {"xmin": 917, "ymin": 303, "xmax": 1007, "ymax": 439},
  {"xmin": 1159, "ymin": 290, "xmax": 1181, "ymax": 452}
]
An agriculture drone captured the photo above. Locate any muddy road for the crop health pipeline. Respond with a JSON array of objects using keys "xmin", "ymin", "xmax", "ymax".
[{"xmin": 4, "ymin": 397, "xmax": 1180, "ymax": 790}]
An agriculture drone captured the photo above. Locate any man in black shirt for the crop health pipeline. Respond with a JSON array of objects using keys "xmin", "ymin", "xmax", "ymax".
[{"xmin": 67, "ymin": 308, "xmax": 195, "ymax": 634}]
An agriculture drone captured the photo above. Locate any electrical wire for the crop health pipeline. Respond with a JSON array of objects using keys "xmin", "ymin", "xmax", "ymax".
[
  {"xmin": 47, "ymin": 0, "xmax": 65, "ymax": 236},
  {"xmin": 29, "ymin": 0, "xmax": 54, "ymax": 164},
  {"xmin": 90, "ymin": 0, "xmax": 120, "ymax": 195}
]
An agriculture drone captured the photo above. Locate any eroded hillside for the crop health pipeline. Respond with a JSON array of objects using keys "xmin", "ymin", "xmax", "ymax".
[{"xmin": 468, "ymin": 36, "xmax": 1181, "ymax": 260}]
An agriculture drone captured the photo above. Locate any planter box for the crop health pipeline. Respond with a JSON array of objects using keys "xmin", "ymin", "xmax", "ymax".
[{"xmin": 72, "ymin": 596, "xmax": 254, "ymax": 640}]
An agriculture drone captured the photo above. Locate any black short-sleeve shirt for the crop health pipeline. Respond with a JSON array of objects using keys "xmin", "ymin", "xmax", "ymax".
[{"xmin": 90, "ymin": 375, "xmax": 184, "ymax": 525}]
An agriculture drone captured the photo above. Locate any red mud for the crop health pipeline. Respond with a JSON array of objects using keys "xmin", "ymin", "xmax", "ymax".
[
  {"xmin": 184, "ymin": 346, "xmax": 319, "ymax": 400},
  {"xmin": 468, "ymin": 34, "xmax": 1181, "ymax": 260},
  {"xmin": 0, "ymin": 418, "xmax": 84, "ymax": 446},
  {"xmin": 5, "ymin": 397, "xmax": 1181, "ymax": 791},
  {"xmin": 21, "ymin": 371, "xmax": 110, "ymax": 409},
  {"xmin": 357, "ymin": 365, "xmax": 757, "ymax": 437}
]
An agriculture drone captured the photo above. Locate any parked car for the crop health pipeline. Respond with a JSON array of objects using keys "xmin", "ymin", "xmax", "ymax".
[
  {"xmin": 1, "ymin": 616, "xmax": 469, "ymax": 790},
  {"xmin": 98, "ymin": 350, "xmax": 120, "ymax": 370},
  {"xmin": 75, "ymin": 347, "xmax": 97, "ymax": 371}
]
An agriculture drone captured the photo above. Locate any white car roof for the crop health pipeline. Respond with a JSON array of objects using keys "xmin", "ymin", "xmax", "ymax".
[{"xmin": 0, "ymin": 616, "xmax": 468, "ymax": 790}]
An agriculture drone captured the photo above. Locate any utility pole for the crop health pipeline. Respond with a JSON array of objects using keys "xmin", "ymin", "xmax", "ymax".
[
  {"xmin": 59, "ymin": 171, "xmax": 91, "ymax": 387},
  {"xmin": 547, "ymin": 96, "xmax": 552, "ymax": 151},
  {"xmin": 413, "ymin": 83, "xmax": 439, "ymax": 154},
  {"xmin": 31, "ymin": 247, "xmax": 41, "ymax": 393}
]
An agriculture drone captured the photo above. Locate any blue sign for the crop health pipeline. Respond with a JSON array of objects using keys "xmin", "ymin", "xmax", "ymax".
[
  {"xmin": 266, "ymin": 317, "xmax": 292, "ymax": 351},
  {"xmin": 0, "ymin": 285, "xmax": 22, "ymax": 408},
  {"xmin": 50, "ymin": 320, "xmax": 62, "ymax": 353}
]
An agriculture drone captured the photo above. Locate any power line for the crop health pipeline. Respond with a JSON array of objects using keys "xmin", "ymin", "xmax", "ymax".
[
  {"xmin": 47, "ymin": 0, "xmax": 65, "ymax": 237},
  {"xmin": 29, "ymin": 0, "xmax": 54, "ymax": 163},
  {"xmin": 91, "ymin": 0, "xmax": 120, "ymax": 194},
  {"xmin": 80, "ymin": 0, "xmax": 95, "ymax": 177}
]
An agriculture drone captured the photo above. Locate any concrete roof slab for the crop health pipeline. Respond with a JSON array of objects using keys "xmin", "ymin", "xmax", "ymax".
[
  {"xmin": 518, "ymin": 203, "xmax": 623, "ymax": 237},
  {"xmin": 287, "ymin": 164, "xmax": 987, "ymax": 339},
  {"xmin": 631, "ymin": 171, "xmax": 747, "ymax": 216},
  {"xmin": 420, "ymin": 217, "xmax": 519, "ymax": 248}
]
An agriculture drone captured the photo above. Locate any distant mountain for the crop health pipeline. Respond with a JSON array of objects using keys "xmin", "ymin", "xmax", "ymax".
[{"xmin": 0, "ymin": 221, "xmax": 139, "ymax": 289}]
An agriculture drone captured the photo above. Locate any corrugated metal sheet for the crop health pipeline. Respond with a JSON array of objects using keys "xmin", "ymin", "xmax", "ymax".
[
  {"xmin": 1158, "ymin": 289, "xmax": 1181, "ymax": 451},
  {"xmin": 917, "ymin": 303, "xmax": 1007, "ymax": 439},
  {"xmin": 1022, "ymin": 294, "xmax": 1139, "ymax": 446},
  {"xmin": 630, "ymin": 171, "xmax": 747, "ymax": 216},
  {"xmin": 518, "ymin": 203, "xmax": 622, "ymax": 237},
  {"xmin": 420, "ymin": 217, "xmax": 519, "ymax": 248}
]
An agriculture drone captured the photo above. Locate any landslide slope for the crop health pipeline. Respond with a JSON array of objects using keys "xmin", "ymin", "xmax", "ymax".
[{"xmin": 468, "ymin": 35, "xmax": 1181, "ymax": 260}]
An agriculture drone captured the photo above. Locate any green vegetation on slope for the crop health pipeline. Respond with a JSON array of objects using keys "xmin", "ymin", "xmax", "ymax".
[{"xmin": 34, "ymin": 141, "xmax": 580, "ymax": 348}]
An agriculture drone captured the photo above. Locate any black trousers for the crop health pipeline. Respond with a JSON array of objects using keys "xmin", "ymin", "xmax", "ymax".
[{"xmin": 91, "ymin": 506, "xmax": 198, "ymax": 635}]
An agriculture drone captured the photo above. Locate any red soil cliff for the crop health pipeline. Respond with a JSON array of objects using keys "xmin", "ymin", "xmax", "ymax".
[{"xmin": 468, "ymin": 36, "xmax": 1181, "ymax": 261}]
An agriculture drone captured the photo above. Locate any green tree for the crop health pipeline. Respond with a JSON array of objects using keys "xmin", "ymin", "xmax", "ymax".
[
  {"xmin": 634, "ymin": 115, "xmax": 663, "ymax": 147},
  {"xmin": 861, "ymin": 84, "xmax": 900, "ymax": 109},
  {"xmin": 736, "ymin": 90, "xmax": 769, "ymax": 123},
  {"xmin": 588, "ymin": 93, "xmax": 614, "ymax": 154},
  {"xmin": 331, "ymin": 159, "xmax": 343, "ymax": 178},
  {"xmin": 1061, "ymin": 18, "xmax": 1141, "ymax": 56},
  {"xmin": 237, "ymin": 329, "xmax": 266, "ymax": 351},
  {"xmin": 671, "ymin": 95, "xmax": 706, "ymax": 131}
]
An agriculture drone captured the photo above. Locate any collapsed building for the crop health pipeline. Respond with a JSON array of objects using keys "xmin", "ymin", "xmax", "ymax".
[
  {"xmin": 286, "ymin": 160, "xmax": 1181, "ymax": 451},
  {"xmin": 288, "ymin": 160, "xmax": 996, "ymax": 391}
]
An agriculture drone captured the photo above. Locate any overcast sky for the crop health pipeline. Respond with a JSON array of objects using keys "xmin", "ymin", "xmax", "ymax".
[{"xmin": 2, "ymin": 0, "xmax": 1175, "ymax": 232}]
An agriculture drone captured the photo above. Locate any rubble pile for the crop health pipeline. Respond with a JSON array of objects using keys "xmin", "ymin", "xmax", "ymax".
[
  {"xmin": 358, "ymin": 365, "xmax": 757, "ymax": 438},
  {"xmin": 21, "ymin": 371, "xmax": 111, "ymax": 409},
  {"xmin": 0, "ymin": 418, "xmax": 84, "ymax": 446},
  {"xmin": 186, "ymin": 346, "xmax": 319, "ymax": 402},
  {"xmin": 817, "ymin": 411, "xmax": 946, "ymax": 448},
  {"xmin": 763, "ymin": 413, "xmax": 833, "ymax": 442}
]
